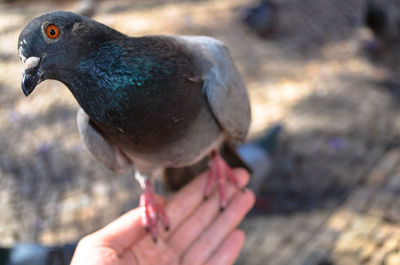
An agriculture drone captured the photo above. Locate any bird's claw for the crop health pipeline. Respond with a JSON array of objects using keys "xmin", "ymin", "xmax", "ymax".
[{"xmin": 140, "ymin": 180, "xmax": 170, "ymax": 242}]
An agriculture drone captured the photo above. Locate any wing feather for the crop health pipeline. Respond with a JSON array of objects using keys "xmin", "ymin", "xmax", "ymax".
[
  {"xmin": 77, "ymin": 108, "xmax": 132, "ymax": 173},
  {"xmin": 174, "ymin": 36, "xmax": 251, "ymax": 143}
]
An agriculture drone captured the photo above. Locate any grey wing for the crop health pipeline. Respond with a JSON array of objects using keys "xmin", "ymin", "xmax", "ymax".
[
  {"xmin": 174, "ymin": 36, "xmax": 251, "ymax": 144},
  {"xmin": 77, "ymin": 108, "xmax": 132, "ymax": 174}
]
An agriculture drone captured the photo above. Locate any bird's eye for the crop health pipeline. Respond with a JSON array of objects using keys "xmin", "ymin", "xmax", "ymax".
[{"xmin": 45, "ymin": 24, "xmax": 60, "ymax": 39}]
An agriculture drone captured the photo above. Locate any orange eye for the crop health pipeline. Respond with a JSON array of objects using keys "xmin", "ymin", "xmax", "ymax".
[{"xmin": 45, "ymin": 24, "xmax": 60, "ymax": 39}]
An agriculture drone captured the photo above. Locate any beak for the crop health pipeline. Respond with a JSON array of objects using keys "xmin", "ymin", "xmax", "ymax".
[{"xmin": 21, "ymin": 57, "xmax": 42, "ymax": 97}]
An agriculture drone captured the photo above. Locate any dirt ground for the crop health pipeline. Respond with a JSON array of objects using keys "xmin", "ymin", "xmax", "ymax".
[{"xmin": 1, "ymin": 0, "xmax": 400, "ymax": 264}]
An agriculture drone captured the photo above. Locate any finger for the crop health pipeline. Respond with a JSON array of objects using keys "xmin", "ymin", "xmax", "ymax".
[
  {"xmin": 161, "ymin": 168, "xmax": 249, "ymax": 238},
  {"xmin": 131, "ymin": 236, "xmax": 178, "ymax": 265},
  {"xmin": 71, "ymin": 235, "xmax": 135, "ymax": 265},
  {"xmin": 93, "ymin": 207, "xmax": 146, "ymax": 254},
  {"xmin": 93, "ymin": 169, "xmax": 236, "ymax": 250},
  {"xmin": 204, "ymin": 230, "xmax": 245, "ymax": 265},
  {"xmin": 181, "ymin": 189, "xmax": 255, "ymax": 265},
  {"xmin": 161, "ymin": 169, "xmax": 248, "ymax": 238},
  {"xmin": 166, "ymin": 170, "xmax": 249, "ymax": 256}
]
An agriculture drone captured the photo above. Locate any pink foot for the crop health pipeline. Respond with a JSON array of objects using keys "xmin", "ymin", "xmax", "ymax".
[
  {"xmin": 203, "ymin": 150, "xmax": 242, "ymax": 210},
  {"xmin": 140, "ymin": 179, "xmax": 170, "ymax": 242}
]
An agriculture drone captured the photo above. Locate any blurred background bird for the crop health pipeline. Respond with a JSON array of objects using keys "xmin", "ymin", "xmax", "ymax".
[
  {"xmin": 364, "ymin": 0, "xmax": 400, "ymax": 55},
  {"xmin": 241, "ymin": 0, "xmax": 278, "ymax": 39}
]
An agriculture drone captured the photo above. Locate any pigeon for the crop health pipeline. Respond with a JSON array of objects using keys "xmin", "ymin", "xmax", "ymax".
[
  {"xmin": 238, "ymin": 124, "xmax": 281, "ymax": 196},
  {"xmin": 18, "ymin": 11, "xmax": 251, "ymax": 241},
  {"xmin": 242, "ymin": 0, "xmax": 278, "ymax": 39},
  {"xmin": 365, "ymin": 1, "xmax": 387, "ymax": 38},
  {"xmin": 364, "ymin": 0, "xmax": 400, "ymax": 54},
  {"xmin": 364, "ymin": 0, "xmax": 387, "ymax": 54},
  {"xmin": 1, "ymin": 243, "xmax": 76, "ymax": 265}
]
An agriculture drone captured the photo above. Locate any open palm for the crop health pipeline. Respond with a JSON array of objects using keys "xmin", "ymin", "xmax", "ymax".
[{"xmin": 70, "ymin": 169, "xmax": 254, "ymax": 265}]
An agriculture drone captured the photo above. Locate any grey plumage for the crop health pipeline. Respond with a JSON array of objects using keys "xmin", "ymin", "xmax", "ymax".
[{"xmin": 176, "ymin": 36, "xmax": 251, "ymax": 144}]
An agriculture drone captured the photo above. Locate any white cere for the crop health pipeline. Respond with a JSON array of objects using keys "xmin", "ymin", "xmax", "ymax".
[{"xmin": 24, "ymin": 56, "xmax": 40, "ymax": 70}]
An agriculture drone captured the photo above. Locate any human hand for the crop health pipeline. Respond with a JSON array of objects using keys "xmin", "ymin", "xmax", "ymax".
[{"xmin": 70, "ymin": 169, "xmax": 254, "ymax": 265}]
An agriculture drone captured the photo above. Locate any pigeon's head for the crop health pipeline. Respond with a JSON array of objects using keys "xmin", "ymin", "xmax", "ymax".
[{"xmin": 18, "ymin": 11, "xmax": 117, "ymax": 96}]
